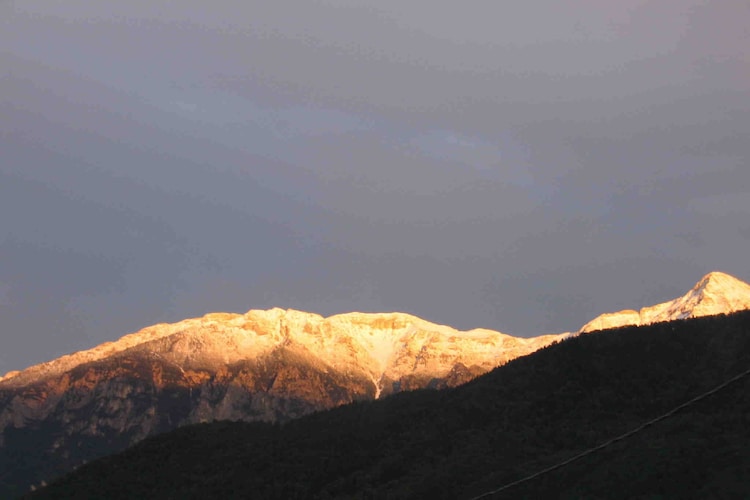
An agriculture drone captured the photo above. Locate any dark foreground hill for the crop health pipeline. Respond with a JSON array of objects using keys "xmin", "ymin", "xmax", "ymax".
[{"xmin": 28, "ymin": 311, "xmax": 750, "ymax": 499}]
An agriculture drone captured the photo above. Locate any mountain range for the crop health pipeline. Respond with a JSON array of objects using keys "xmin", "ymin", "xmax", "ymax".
[
  {"xmin": 2, "ymin": 271, "xmax": 750, "ymax": 496},
  {"xmin": 28, "ymin": 307, "xmax": 750, "ymax": 499}
]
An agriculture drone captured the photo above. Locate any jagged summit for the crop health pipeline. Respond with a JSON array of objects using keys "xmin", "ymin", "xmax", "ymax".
[
  {"xmin": 579, "ymin": 271, "xmax": 750, "ymax": 333},
  {"xmin": 691, "ymin": 271, "xmax": 750, "ymax": 301}
]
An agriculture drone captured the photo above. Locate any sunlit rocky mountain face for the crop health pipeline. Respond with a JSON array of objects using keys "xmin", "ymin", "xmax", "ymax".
[
  {"xmin": 1, "ymin": 271, "xmax": 749, "ymax": 496},
  {"xmin": 0, "ymin": 311, "xmax": 564, "ymax": 496}
]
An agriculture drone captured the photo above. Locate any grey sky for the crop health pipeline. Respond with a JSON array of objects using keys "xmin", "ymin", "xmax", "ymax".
[{"xmin": 2, "ymin": 0, "xmax": 749, "ymax": 374}]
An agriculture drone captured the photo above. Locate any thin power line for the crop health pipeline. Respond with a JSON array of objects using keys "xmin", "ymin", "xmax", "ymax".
[{"xmin": 468, "ymin": 366, "xmax": 750, "ymax": 500}]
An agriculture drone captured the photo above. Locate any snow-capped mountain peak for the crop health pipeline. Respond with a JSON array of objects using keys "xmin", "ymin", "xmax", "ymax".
[{"xmin": 579, "ymin": 271, "xmax": 750, "ymax": 333}]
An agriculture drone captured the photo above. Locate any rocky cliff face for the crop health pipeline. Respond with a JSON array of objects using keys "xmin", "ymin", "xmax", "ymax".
[
  {"xmin": 0, "ymin": 308, "xmax": 564, "ymax": 495},
  {"xmin": 579, "ymin": 271, "xmax": 750, "ymax": 334}
]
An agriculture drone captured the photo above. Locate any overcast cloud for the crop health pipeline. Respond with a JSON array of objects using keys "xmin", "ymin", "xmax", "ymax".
[{"xmin": 2, "ymin": 0, "xmax": 749, "ymax": 374}]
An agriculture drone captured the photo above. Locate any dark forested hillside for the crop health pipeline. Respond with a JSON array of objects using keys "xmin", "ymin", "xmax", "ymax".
[{"xmin": 28, "ymin": 311, "xmax": 750, "ymax": 499}]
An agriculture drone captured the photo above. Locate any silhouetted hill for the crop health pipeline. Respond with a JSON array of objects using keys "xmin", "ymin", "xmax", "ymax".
[{"xmin": 27, "ymin": 310, "xmax": 750, "ymax": 499}]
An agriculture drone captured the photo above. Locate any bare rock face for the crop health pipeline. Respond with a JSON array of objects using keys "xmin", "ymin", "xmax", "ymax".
[
  {"xmin": 0, "ymin": 308, "xmax": 565, "ymax": 495},
  {"xmin": 579, "ymin": 272, "xmax": 750, "ymax": 334}
]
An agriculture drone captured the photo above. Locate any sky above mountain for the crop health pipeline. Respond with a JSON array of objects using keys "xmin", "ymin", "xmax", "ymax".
[{"xmin": 1, "ymin": 0, "xmax": 749, "ymax": 374}]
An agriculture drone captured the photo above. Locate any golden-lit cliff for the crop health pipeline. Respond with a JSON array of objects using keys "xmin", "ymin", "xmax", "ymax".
[{"xmin": 0, "ymin": 309, "xmax": 564, "ymax": 453}]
